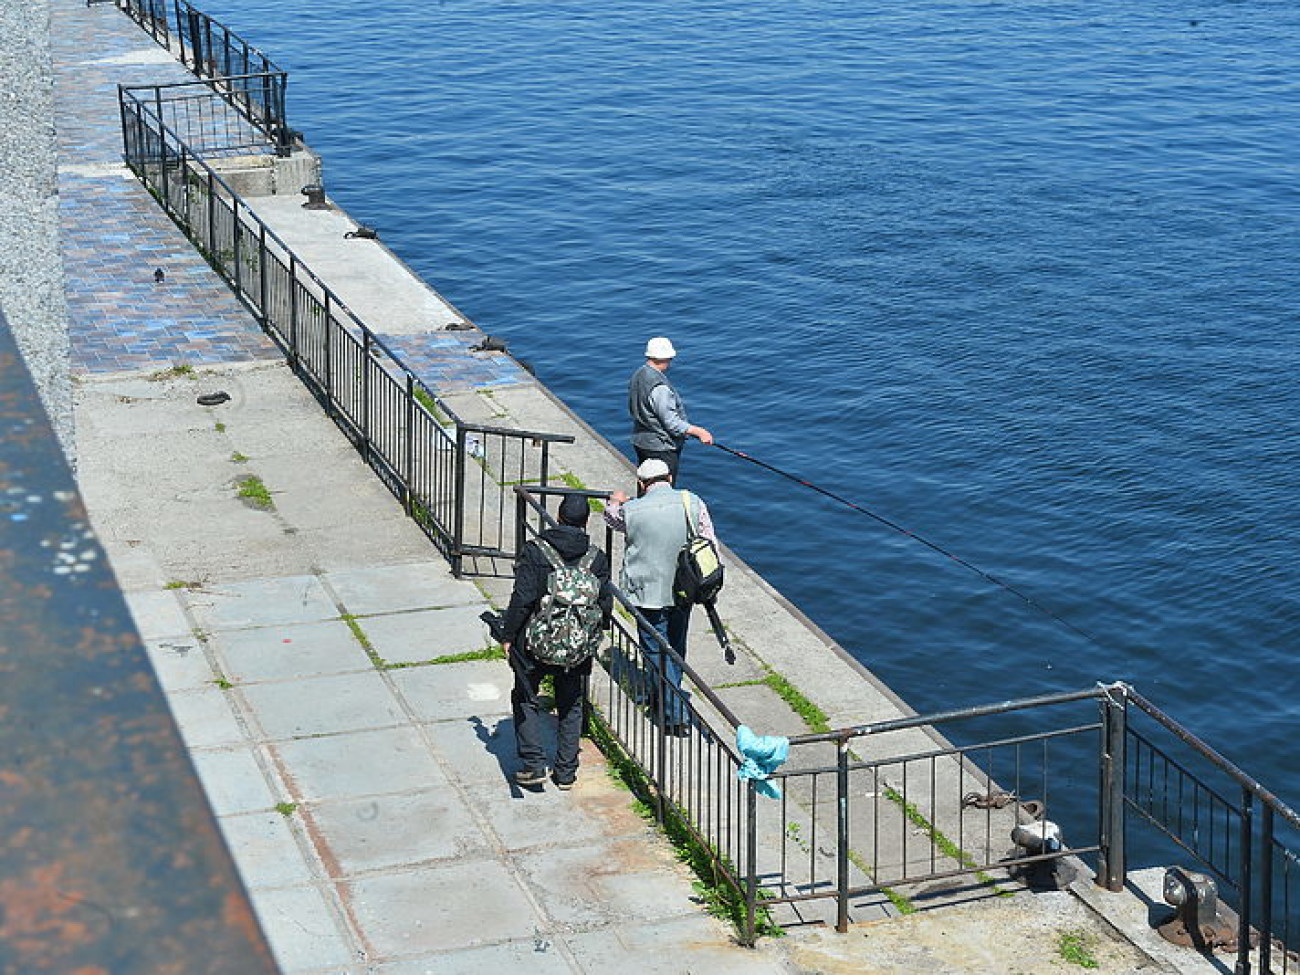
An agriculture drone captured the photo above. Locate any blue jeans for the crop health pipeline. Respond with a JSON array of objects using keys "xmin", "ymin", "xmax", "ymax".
[{"xmin": 637, "ymin": 604, "xmax": 691, "ymax": 726}]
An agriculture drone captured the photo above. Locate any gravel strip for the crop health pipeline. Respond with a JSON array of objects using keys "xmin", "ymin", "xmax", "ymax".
[{"xmin": 0, "ymin": 0, "xmax": 75, "ymax": 459}]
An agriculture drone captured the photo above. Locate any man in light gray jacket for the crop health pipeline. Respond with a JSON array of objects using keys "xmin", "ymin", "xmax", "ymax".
[
  {"xmin": 627, "ymin": 336, "xmax": 713, "ymax": 483},
  {"xmin": 606, "ymin": 458, "xmax": 718, "ymax": 735}
]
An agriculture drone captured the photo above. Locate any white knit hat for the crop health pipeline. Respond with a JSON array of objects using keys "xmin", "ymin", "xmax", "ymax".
[
  {"xmin": 636, "ymin": 458, "xmax": 672, "ymax": 481},
  {"xmin": 644, "ymin": 336, "xmax": 677, "ymax": 359}
]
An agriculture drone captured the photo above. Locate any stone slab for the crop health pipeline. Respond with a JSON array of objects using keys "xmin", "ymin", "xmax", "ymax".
[
  {"xmin": 512, "ymin": 840, "xmax": 699, "ymax": 927},
  {"xmin": 143, "ymin": 634, "xmax": 215, "ymax": 692},
  {"xmin": 123, "ymin": 587, "xmax": 191, "ymax": 640},
  {"xmin": 307, "ymin": 790, "xmax": 493, "ymax": 875},
  {"xmin": 342, "ymin": 859, "xmax": 537, "ymax": 956},
  {"xmin": 271, "ymin": 726, "xmax": 448, "ymax": 802},
  {"xmin": 564, "ymin": 915, "xmax": 785, "ymax": 974},
  {"xmin": 165, "ymin": 685, "xmax": 247, "ymax": 748},
  {"xmin": 213, "ymin": 619, "xmax": 370, "ymax": 683},
  {"xmin": 187, "ymin": 574, "xmax": 338, "ymax": 630},
  {"xmin": 249, "ymin": 885, "xmax": 357, "ymax": 973},
  {"xmin": 190, "ymin": 745, "xmax": 281, "ymax": 816},
  {"xmin": 372, "ymin": 940, "xmax": 574, "ymax": 975},
  {"xmin": 239, "ymin": 670, "xmax": 410, "ymax": 740},
  {"xmin": 360, "ymin": 604, "xmax": 493, "ymax": 665},
  {"xmin": 325, "ymin": 563, "xmax": 486, "ymax": 616},
  {"xmin": 389, "ymin": 659, "xmax": 513, "ymax": 721},
  {"xmin": 217, "ymin": 810, "xmax": 316, "ymax": 890}
]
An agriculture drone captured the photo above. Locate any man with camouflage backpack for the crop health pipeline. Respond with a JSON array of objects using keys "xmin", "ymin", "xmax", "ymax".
[{"xmin": 500, "ymin": 493, "xmax": 612, "ymax": 791}]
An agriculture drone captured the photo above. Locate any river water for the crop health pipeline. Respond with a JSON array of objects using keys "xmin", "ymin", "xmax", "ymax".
[{"xmin": 207, "ymin": 0, "xmax": 1298, "ymax": 801}]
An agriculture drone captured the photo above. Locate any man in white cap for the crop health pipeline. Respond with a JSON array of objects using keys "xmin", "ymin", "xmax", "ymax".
[
  {"xmin": 605, "ymin": 457, "xmax": 718, "ymax": 736},
  {"xmin": 627, "ymin": 336, "xmax": 713, "ymax": 483}
]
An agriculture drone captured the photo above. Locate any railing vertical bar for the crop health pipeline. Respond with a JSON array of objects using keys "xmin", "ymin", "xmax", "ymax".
[
  {"xmin": 1238, "ymin": 788, "xmax": 1254, "ymax": 975},
  {"xmin": 836, "ymin": 739, "xmax": 850, "ymax": 932},
  {"xmin": 1261, "ymin": 805, "xmax": 1274, "ymax": 975}
]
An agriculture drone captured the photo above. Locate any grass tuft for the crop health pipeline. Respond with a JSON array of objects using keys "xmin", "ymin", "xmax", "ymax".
[
  {"xmin": 1058, "ymin": 930, "xmax": 1100, "ymax": 969},
  {"xmin": 236, "ymin": 474, "xmax": 273, "ymax": 509}
]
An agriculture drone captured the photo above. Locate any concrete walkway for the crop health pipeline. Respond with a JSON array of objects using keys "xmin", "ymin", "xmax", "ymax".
[{"xmin": 77, "ymin": 362, "xmax": 790, "ymax": 974}]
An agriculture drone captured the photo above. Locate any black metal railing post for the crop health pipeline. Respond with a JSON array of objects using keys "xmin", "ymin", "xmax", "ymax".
[
  {"xmin": 451, "ymin": 424, "xmax": 467, "ymax": 577},
  {"xmin": 231, "ymin": 197, "xmax": 242, "ymax": 294},
  {"xmin": 1238, "ymin": 788, "xmax": 1254, "ymax": 975},
  {"xmin": 257, "ymin": 223, "xmax": 268, "ymax": 323},
  {"xmin": 403, "ymin": 373, "xmax": 415, "ymax": 517},
  {"xmin": 361, "ymin": 329, "xmax": 373, "ymax": 465},
  {"xmin": 322, "ymin": 290, "xmax": 333, "ymax": 408},
  {"xmin": 654, "ymin": 631, "xmax": 667, "ymax": 824},
  {"xmin": 836, "ymin": 736, "xmax": 851, "ymax": 932},
  {"xmin": 1098, "ymin": 682, "xmax": 1128, "ymax": 892},
  {"xmin": 287, "ymin": 252, "xmax": 299, "ymax": 370},
  {"xmin": 745, "ymin": 782, "xmax": 759, "ymax": 946},
  {"xmin": 1260, "ymin": 804, "xmax": 1275, "ymax": 975}
]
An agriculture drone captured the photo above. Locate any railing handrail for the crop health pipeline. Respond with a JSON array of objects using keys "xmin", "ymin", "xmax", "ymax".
[
  {"xmin": 120, "ymin": 73, "xmax": 285, "ymax": 92},
  {"xmin": 1127, "ymin": 686, "xmax": 1300, "ymax": 832},
  {"xmin": 171, "ymin": 0, "xmax": 284, "ymax": 76},
  {"xmin": 787, "ymin": 684, "xmax": 1110, "ymax": 746}
]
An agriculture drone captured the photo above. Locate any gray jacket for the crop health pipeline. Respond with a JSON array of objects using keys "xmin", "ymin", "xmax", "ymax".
[
  {"xmin": 628, "ymin": 364, "xmax": 689, "ymax": 453},
  {"xmin": 617, "ymin": 486, "xmax": 706, "ymax": 609}
]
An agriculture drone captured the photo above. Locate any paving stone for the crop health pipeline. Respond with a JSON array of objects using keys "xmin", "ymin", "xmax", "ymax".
[
  {"xmin": 123, "ymin": 587, "xmax": 191, "ymax": 639},
  {"xmin": 422, "ymin": 715, "xmax": 523, "ymax": 787},
  {"xmin": 512, "ymin": 839, "xmax": 699, "ymax": 927},
  {"xmin": 371, "ymin": 940, "xmax": 574, "ymax": 974},
  {"xmin": 213, "ymin": 620, "xmax": 370, "ymax": 683},
  {"xmin": 563, "ymin": 915, "xmax": 782, "ymax": 974},
  {"xmin": 325, "ymin": 563, "xmax": 486, "ymax": 616},
  {"xmin": 468, "ymin": 780, "xmax": 615, "ymax": 853},
  {"xmin": 389, "ymin": 659, "xmax": 513, "ymax": 721},
  {"xmin": 240, "ymin": 670, "xmax": 410, "ymax": 740},
  {"xmin": 307, "ymin": 791, "xmax": 493, "ymax": 875},
  {"xmin": 342, "ymin": 860, "xmax": 536, "ymax": 956},
  {"xmin": 248, "ymin": 885, "xmax": 357, "ymax": 973},
  {"xmin": 360, "ymin": 604, "xmax": 492, "ymax": 665},
  {"xmin": 165, "ymin": 685, "xmax": 247, "ymax": 748},
  {"xmin": 143, "ymin": 634, "xmax": 216, "ymax": 692},
  {"xmin": 190, "ymin": 745, "xmax": 280, "ymax": 816},
  {"xmin": 272, "ymin": 726, "xmax": 447, "ymax": 802},
  {"xmin": 217, "ymin": 810, "xmax": 316, "ymax": 889},
  {"xmin": 187, "ymin": 574, "xmax": 338, "ymax": 630}
]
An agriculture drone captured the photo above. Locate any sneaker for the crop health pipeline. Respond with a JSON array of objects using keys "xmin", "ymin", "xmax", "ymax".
[
  {"xmin": 514, "ymin": 768, "xmax": 548, "ymax": 788},
  {"xmin": 552, "ymin": 774, "xmax": 576, "ymax": 791}
]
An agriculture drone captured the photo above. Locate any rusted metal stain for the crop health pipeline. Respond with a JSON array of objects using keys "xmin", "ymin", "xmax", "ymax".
[{"xmin": 0, "ymin": 318, "xmax": 276, "ymax": 973}]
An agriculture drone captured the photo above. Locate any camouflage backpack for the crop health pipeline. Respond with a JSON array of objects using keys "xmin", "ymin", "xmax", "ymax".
[{"xmin": 524, "ymin": 539, "xmax": 603, "ymax": 669}]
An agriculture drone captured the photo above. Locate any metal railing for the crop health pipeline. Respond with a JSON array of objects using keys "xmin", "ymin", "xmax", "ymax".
[
  {"xmin": 114, "ymin": 0, "xmax": 169, "ymax": 44},
  {"xmin": 512, "ymin": 492, "xmax": 1300, "ymax": 960},
  {"xmin": 170, "ymin": 0, "xmax": 292, "ymax": 153},
  {"xmin": 120, "ymin": 85, "xmax": 571, "ymax": 573},
  {"xmin": 99, "ymin": 0, "xmax": 291, "ymax": 154},
  {"xmin": 122, "ymin": 77, "xmax": 287, "ymax": 157}
]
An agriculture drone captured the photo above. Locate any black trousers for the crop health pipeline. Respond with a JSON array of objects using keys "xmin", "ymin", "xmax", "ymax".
[{"xmin": 509, "ymin": 648, "xmax": 588, "ymax": 782}]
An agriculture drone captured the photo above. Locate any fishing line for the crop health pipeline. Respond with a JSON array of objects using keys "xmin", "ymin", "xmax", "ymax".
[{"xmin": 712, "ymin": 441, "xmax": 1101, "ymax": 647}]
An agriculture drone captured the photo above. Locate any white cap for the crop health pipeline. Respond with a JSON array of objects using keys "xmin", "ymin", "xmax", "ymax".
[
  {"xmin": 636, "ymin": 458, "xmax": 672, "ymax": 481},
  {"xmin": 644, "ymin": 336, "xmax": 676, "ymax": 360}
]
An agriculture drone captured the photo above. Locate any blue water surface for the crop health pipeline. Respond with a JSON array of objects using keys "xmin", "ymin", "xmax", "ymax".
[{"xmin": 212, "ymin": 0, "xmax": 1299, "ymax": 798}]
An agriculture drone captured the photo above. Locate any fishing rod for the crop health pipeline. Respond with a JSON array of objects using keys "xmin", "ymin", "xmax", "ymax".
[{"xmin": 711, "ymin": 441, "xmax": 1101, "ymax": 648}]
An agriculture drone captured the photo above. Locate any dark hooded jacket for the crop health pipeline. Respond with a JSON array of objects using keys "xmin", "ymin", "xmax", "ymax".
[{"xmin": 500, "ymin": 525, "xmax": 613, "ymax": 657}]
